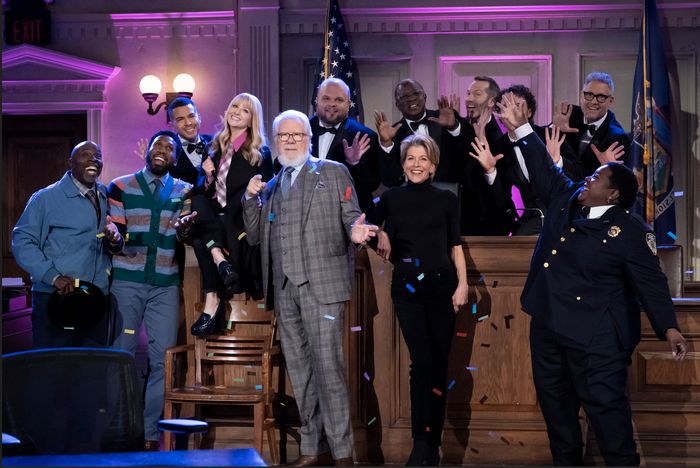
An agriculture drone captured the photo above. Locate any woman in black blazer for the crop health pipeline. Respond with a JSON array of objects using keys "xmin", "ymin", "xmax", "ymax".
[{"xmin": 190, "ymin": 93, "xmax": 274, "ymax": 336}]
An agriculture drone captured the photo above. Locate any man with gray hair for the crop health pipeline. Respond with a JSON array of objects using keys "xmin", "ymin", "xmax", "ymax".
[
  {"xmin": 553, "ymin": 72, "xmax": 630, "ymax": 180},
  {"xmin": 243, "ymin": 109, "xmax": 377, "ymax": 466}
]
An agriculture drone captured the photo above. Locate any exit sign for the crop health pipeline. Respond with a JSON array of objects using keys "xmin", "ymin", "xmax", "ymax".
[{"xmin": 5, "ymin": 10, "xmax": 51, "ymax": 45}]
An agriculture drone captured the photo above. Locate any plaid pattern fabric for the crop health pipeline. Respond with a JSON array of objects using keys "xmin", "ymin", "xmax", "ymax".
[
  {"xmin": 270, "ymin": 172, "xmax": 307, "ymax": 287},
  {"xmin": 216, "ymin": 144, "xmax": 234, "ymax": 207}
]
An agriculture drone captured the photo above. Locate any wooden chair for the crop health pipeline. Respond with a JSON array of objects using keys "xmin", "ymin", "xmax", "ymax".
[{"xmin": 164, "ymin": 299, "xmax": 280, "ymax": 465}]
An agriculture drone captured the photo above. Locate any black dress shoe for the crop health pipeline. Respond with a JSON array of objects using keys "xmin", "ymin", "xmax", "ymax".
[
  {"xmin": 191, "ymin": 300, "xmax": 226, "ymax": 337},
  {"xmin": 218, "ymin": 261, "xmax": 239, "ymax": 287}
]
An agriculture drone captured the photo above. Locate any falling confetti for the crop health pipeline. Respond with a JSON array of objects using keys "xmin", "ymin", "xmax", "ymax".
[
  {"xmin": 432, "ymin": 388, "xmax": 442, "ymax": 396},
  {"xmin": 406, "ymin": 284, "xmax": 415, "ymax": 293},
  {"xmin": 491, "ymin": 323, "xmax": 498, "ymax": 331},
  {"xmin": 472, "ymin": 304, "xmax": 477, "ymax": 314},
  {"xmin": 364, "ymin": 372, "xmax": 370, "ymax": 381},
  {"xmin": 479, "ymin": 395, "xmax": 488, "ymax": 404},
  {"xmin": 324, "ymin": 315, "xmax": 335, "ymax": 320},
  {"xmin": 466, "ymin": 367, "xmax": 477, "ymax": 371},
  {"xmin": 478, "ymin": 315, "xmax": 488, "ymax": 321},
  {"xmin": 344, "ymin": 186, "xmax": 352, "ymax": 200},
  {"xmin": 456, "ymin": 332, "xmax": 467, "ymax": 337},
  {"xmin": 448, "ymin": 380, "xmax": 455, "ymax": 390},
  {"xmin": 238, "ymin": 232, "xmax": 246, "ymax": 240},
  {"xmin": 417, "ymin": 273, "xmax": 425, "ymax": 281},
  {"xmin": 373, "ymin": 197, "xmax": 380, "ymax": 203},
  {"xmin": 367, "ymin": 417, "xmax": 376, "ymax": 425},
  {"xmin": 269, "ymin": 214, "xmax": 275, "ymax": 221},
  {"xmin": 668, "ymin": 231, "xmax": 677, "ymax": 239},
  {"xmin": 350, "ymin": 326, "xmax": 361, "ymax": 332},
  {"xmin": 206, "ymin": 240, "xmax": 215, "ymax": 248},
  {"xmin": 96, "ymin": 233, "xmax": 105, "ymax": 238}
]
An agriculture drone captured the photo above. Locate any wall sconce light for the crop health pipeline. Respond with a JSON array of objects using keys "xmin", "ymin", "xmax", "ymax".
[{"xmin": 140, "ymin": 73, "xmax": 196, "ymax": 121}]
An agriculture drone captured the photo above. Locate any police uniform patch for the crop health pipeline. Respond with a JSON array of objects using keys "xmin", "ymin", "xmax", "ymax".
[
  {"xmin": 646, "ymin": 233, "xmax": 657, "ymax": 255},
  {"xmin": 608, "ymin": 226, "xmax": 621, "ymax": 237}
]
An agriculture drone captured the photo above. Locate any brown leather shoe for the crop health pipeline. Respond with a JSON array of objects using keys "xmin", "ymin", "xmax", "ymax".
[
  {"xmin": 285, "ymin": 451, "xmax": 334, "ymax": 466},
  {"xmin": 144, "ymin": 440, "xmax": 160, "ymax": 452},
  {"xmin": 334, "ymin": 457, "xmax": 354, "ymax": 466}
]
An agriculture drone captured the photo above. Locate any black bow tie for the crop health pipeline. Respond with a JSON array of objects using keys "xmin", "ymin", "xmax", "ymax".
[
  {"xmin": 317, "ymin": 126, "xmax": 338, "ymax": 136},
  {"xmin": 409, "ymin": 117, "xmax": 430, "ymax": 132},
  {"xmin": 187, "ymin": 141, "xmax": 205, "ymax": 155},
  {"xmin": 578, "ymin": 205, "xmax": 591, "ymax": 219},
  {"xmin": 583, "ymin": 124, "xmax": 597, "ymax": 135}
]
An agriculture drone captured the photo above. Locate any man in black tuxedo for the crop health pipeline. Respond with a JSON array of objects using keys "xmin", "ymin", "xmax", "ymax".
[
  {"xmin": 490, "ymin": 95, "xmax": 687, "ymax": 466},
  {"xmin": 168, "ymin": 97, "xmax": 214, "ymax": 185},
  {"xmin": 309, "ymin": 78, "xmax": 380, "ymax": 216},
  {"xmin": 553, "ymin": 72, "xmax": 630, "ymax": 181},
  {"xmin": 472, "ymin": 85, "xmax": 577, "ymax": 235}
]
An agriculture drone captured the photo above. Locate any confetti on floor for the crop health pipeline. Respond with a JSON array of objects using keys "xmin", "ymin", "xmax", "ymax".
[
  {"xmin": 479, "ymin": 395, "xmax": 488, "ymax": 404},
  {"xmin": 448, "ymin": 380, "xmax": 455, "ymax": 390},
  {"xmin": 500, "ymin": 436, "xmax": 510, "ymax": 445},
  {"xmin": 493, "ymin": 280, "xmax": 498, "ymax": 287},
  {"xmin": 480, "ymin": 343, "xmax": 490, "ymax": 347},
  {"xmin": 491, "ymin": 323, "xmax": 498, "ymax": 331},
  {"xmin": 504, "ymin": 314, "xmax": 514, "ymax": 329},
  {"xmin": 324, "ymin": 315, "xmax": 335, "ymax": 320},
  {"xmin": 519, "ymin": 441, "xmax": 525, "ymax": 447},
  {"xmin": 406, "ymin": 284, "xmax": 415, "ymax": 293},
  {"xmin": 471, "ymin": 448, "xmax": 479, "ymax": 454},
  {"xmin": 432, "ymin": 388, "xmax": 442, "ymax": 396}
]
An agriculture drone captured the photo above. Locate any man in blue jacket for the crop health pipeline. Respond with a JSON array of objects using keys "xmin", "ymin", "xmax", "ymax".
[
  {"xmin": 487, "ymin": 96, "xmax": 687, "ymax": 466},
  {"xmin": 13, "ymin": 140, "xmax": 122, "ymax": 349}
]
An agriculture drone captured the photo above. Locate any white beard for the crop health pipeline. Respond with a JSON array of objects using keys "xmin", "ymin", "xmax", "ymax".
[{"xmin": 277, "ymin": 150, "xmax": 310, "ymax": 168}]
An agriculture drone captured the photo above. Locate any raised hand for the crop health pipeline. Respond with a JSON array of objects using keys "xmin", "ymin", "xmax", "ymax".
[
  {"xmin": 103, "ymin": 215, "xmax": 122, "ymax": 244},
  {"xmin": 350, "ymin": 213, "xmax": 378, "ymax": 245},
  {"xmin": 494, "ymin": 94, "xmax": 528, "ymax": 131},
  {"xmin": 552, "ymin": 100, "xmax": 578, "ymax": 133},
  {"xmin": 343, "ymin": 133, "xmax": 371, "ymax": 164},
  {"xmin": 428, "ymin": 94, "xmax": 459, "ymax": 129},
  {"xmin": 469, "ymin": 138, "xmax": 503, "ymax": 174},
  {"xmin": 246, "ymin": 174, "xmax": 267, "ymax": 199},
  {"xmin": 473, "ymin": 106, "xmax": 492, "ymax": 140},
  {"xmin": 591, "ymin": 141, "xmax": 625, "ymax": 165},
  {"xmin": 545, "ymin": 126, "xmax": 566, "ymax": 164},
  {"xmin": 374, "ymin": 110, "xmax": 402, "ymax": 147},
  {"xmin": 134, "ymin": 138, "xmax": 148, "ymax": 160}
]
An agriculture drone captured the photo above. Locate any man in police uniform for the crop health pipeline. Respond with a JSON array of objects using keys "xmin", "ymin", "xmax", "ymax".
[{"xmin": 484, "ymin": 95, "xmax": 687, "ymax": 466}]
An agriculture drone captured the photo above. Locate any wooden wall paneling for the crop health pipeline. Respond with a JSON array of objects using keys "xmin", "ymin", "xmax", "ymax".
[{"xmin": 438, "ymin": 56, "xmax": 552, "ymax": 127}]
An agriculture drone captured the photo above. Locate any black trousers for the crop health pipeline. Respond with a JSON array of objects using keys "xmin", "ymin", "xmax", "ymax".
[
  {"xmin": 391, "ymin": 264, "xmax": 457, "ymax": 446},
  {"xmin": 191, "ymin": 195, "xmax": 235, "ymax": 294},
  {"xmin": 530, "ymin": 313, "xmax": 639, "ymax": 466}
]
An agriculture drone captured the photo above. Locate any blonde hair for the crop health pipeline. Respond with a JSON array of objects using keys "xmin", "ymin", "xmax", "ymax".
[
  {"xmin": 209, "ymin": 93, "xmax": 267, "ymax": 166},
  {"xmin": 399, "ymin": 134, "xmax": 440, "ymax": 180}
]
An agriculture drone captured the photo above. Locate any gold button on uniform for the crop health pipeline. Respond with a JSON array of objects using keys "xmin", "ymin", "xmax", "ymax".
[
  {"xmin": 552, "ymin": 249, "xmax": 557, "ymax": 255},
  {"xmin": 544, "ymin": 262, "xmax": 549, "ymax": 268},
  {"xmin": 570, "ymin": 228, "xmax": 575, "ymax": 233},
  {"xmin": 603, "ymin": 239, "xmax": 607, "ymax": 243},
  {"xmin": 577, "ymin": 297, "xmax": 581, "ymax": 300},
  {"xmin": 560, "ymin": 237, "xmax": 565, "ymax": 242}
]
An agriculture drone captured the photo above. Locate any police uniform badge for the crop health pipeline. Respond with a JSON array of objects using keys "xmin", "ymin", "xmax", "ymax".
[
  {"xmin": 646, "ymin": 233, "xmax": 657, "ymax": 255},
  {"xmin": 608, "ymin": 226, "xmax": 621, "ymax": 237}
]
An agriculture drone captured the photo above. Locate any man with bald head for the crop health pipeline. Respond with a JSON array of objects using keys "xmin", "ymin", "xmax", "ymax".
[
  {"xmin": 310, "ymin": 77, "xmax": 380, "ymax": 216},
  {"xmin": 13, "ymin": 141, "xmax": 122, "ymax": 349}
]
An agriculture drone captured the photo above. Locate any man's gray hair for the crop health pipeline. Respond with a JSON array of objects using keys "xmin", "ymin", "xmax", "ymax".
[
  {"xmin": 272, "ymin": 110, "xmax": 313, "ymax": 155},
  {"xmin": 584, "ymin": 72, "xmax": 614, "ymax": 94}
]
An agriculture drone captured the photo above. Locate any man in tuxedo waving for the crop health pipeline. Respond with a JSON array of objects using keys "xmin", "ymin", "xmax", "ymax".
[{"xmin": 309, "ymin": 78, "xmax": 380, "ymax": 216}]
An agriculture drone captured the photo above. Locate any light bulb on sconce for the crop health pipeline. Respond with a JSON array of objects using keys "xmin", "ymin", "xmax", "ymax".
[{"xmin": 139, "ymin": 73, "xmax": 196, "ymax": 121}]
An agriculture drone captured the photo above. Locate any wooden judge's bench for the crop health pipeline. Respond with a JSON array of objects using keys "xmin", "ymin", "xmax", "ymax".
[{"xmin": 178, "ymin": 237, "xmax": 700, "ymax": 466}]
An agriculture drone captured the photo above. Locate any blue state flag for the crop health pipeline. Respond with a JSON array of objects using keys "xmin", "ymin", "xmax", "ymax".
[
  {"xmin": 629, "ymin": 0, "xmax": 676, "ymax": 244},
  {"xmin": 311, "ymin": 0, "xmax": 363, "ymax": 122}
]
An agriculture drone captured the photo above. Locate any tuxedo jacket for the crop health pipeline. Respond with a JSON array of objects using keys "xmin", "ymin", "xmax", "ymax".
[
  {"xmin": 242, "ymin": 157, "xmax": 362, "ymax": 311},
  {"xmin": 169, "ymin": 134, "xmax": 214, "ymax": 185},
  {"xmin": 490, "ymin": 124, "xmax": 578, "ymax": 234},
  {"xmin": 516, "ymin": 129, "xmax": 678, "ymax": 349},
  {"xmin": 309, "ymin": 116, "xmax": 380, "ymax": 216},
  {"xmin": 563, "ymin": 106, "xmax": 630, "ymax": 181}
]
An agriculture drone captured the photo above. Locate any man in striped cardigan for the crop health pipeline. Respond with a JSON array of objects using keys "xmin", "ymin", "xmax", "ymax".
[{"xmin": 107, "ymin": 130, "xmax": 196, "ymax": 451}]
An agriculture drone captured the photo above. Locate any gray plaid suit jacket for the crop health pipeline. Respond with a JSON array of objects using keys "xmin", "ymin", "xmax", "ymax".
[{"xmin": 242, "ymin": 156, "xmax": 363, "ymax": 310}]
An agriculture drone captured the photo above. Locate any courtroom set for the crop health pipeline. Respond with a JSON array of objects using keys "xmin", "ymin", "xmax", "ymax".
[{"xmin": 3, "ymin": 0, "xmax": 699, "ymax": 466}]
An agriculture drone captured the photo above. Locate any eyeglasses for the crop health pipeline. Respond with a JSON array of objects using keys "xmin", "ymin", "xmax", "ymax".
[
  {"xmin": 397, "ymin": 90, "xmax": 424, "ymax": 104},
  {"xmin": 582, "ymin": 91, "xmax": 611, "ymax": 103},
  {"xmin": 277, "ymin": 132, "xmax": 308, "ymax": 142}
]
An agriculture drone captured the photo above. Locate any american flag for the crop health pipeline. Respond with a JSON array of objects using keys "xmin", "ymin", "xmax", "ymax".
[{"xmin": 311, "ymin": 0, "xmax": 363, "ymax": 122}]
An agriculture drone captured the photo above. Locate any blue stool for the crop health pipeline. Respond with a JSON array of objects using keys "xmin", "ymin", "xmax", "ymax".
[{"xmin": 157, "ymin": 419, "xmax": 208, "ymax": 451}]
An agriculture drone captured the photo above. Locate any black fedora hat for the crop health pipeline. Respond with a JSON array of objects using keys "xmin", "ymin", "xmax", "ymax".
[{"xmin": 47, "ymin": 280, "xmax": 106, "ymax": 331}]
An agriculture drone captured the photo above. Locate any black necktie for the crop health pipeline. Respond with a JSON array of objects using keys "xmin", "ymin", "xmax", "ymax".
[
  {"xmin": 85, "ymin": 190, "xmax": 101, "ymax": 225},
  {"xmin": 317, "ymin": 126, "xmax": 337, "ymax": 136},
  {"xmin": 410, "ymin": 117, "xmax": 430, "ymax": 132},
  {"xmin": 281, "ymin": 167, "xmax": 294, "ymax": 198},
  {"xmin": 153, "ymin": 179, "xmax": 162, "ymax": 201}
]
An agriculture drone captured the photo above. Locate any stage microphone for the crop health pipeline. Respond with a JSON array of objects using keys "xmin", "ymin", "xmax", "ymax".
[{"xmin": 506, "ymin": 207, "xmax": 545, "ymax": 226}]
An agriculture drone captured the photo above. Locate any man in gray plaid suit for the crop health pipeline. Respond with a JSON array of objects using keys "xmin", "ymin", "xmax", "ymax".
[{"xmin": 243, "ymin": 110, "xmax": 377, "ymax": 466}]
